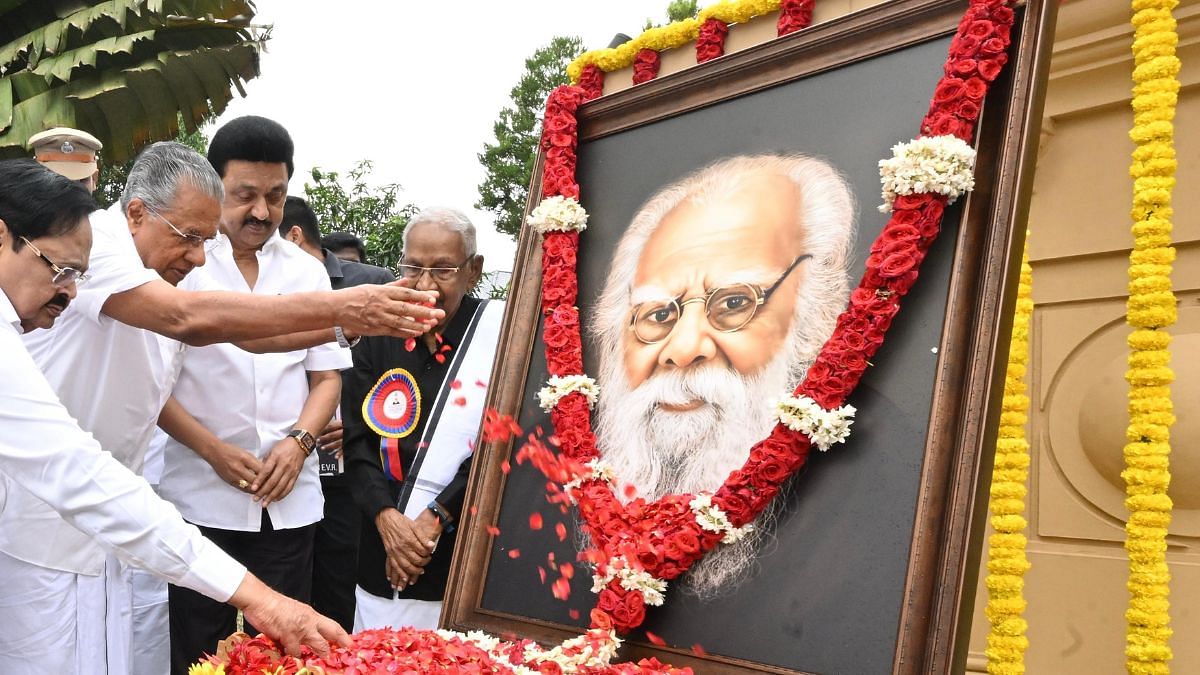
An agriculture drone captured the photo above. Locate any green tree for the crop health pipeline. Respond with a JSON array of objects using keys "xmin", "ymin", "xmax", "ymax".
[
  {"xmin": 476, "ymin": 36, "xmax": 583, "ymax": 240},
  {"xmin": 303, "ymin": 160, "xmax": 417, "ymax": 268},
  {"xmin": 94, "ymin": 113, "xmax": 211, "ymax": 209},
  {"xmin": 644, "ymin": 0, "xmax": 700, "ymax": 31},
  {"xmin": 1, "ymin": 0, "xmax": 267, "ymax": 162}
]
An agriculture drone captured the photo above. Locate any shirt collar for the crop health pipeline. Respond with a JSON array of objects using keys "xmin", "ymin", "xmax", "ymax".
[
  {"xmin": 321, "ymin": 248, "xmax": 345, "ymax": 280},
  {"xmin": 0, "ymin": 289, "xmax": 22, "ymax": 333}
]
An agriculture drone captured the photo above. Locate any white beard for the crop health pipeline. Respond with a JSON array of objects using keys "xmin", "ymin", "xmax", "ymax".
[{"xmin": 594, "ymin": 349, "xmax": 795, "ymax": 599}]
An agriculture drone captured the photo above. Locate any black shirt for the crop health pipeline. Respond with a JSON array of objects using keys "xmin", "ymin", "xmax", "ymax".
[{"xmin": 342, "ymin": 296, "xmax": 487, "ymax": 600}]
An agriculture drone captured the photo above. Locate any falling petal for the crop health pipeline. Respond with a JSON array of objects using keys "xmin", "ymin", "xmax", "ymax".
[
  {"xmin": 529, "ymin": 513, "xmax": 543, "ymax": 530},
  {"xmin": 538, "ymin": 567, "xmax": 547, "ymax": 584},
  {"xmin": 475, "ymin": 379, "xmax": 488, "ymax": 388},
  {"xmin": 404, "ymin": 337, "xmax": 417, "ymax": 352},
  {"xmin": 486, "ymin": 525, "xmax": 500, "ymax": 537},
  {"xmin": 552, "ymin": 577, "xmax": 571, "ymax": 600},
  {"xmin": 501, "ymin": 460, "xmax": 511, "ymax": 475},
  {"xmin": 555, "ymin": 523, "xmax": 567, "ymax": 542},
  {"xmin": 508, "ymin": 549, "xmax": 521, "ymax": 559},
  {"xmin": 645, "ymin": 631, "xmax": 666, "ymax": 646},
  {"xmin": 569, "ymin": 609, "xmax": 580, "ymax": 620},
  {"xmin": 691, "ymin": 643, "xmax": 708, "ymax": 656},
  {"xmin": 450, "ymin": 379, "xmax": 463, "ymax": 390},
  {"xmin": 452, "ymin": 396, "xmax": 467, "ymax": 406}
]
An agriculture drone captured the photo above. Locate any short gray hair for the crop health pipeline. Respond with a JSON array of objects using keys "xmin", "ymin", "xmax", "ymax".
[
  {"xmin": 402, "ymin": 206, "xmax": 477, "ymax": 257},
  {"xmin": 120, "ymin": 141, "xmax": 224, "ymax": 214}
]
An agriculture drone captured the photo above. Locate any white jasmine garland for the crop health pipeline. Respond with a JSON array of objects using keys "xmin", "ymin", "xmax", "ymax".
[
  {"xmin": 878, "ymin": 134, "xmax": 976, "ymax": 212},
  {"xmin": 538, "ymin": 374, "xmax": 599, "ymax": 412},
  {"xmin": 522, "ymin": 629, "xmax": 622, "ymax": 670},
  {"xmin": 527, "ymin": 195, "xmax": 589, "ymax": 233},
  {"xmin": 591, "ymin": 556, "xmax": 668, "ymax": 606},
  {"xmin": 564, "ymin": 459, "xmax": 614, "ymax": 496},
  {"xmin": 774, "ymin": 396, "xmax": 856, "ymax": 451},
  {"xmin": 689, "ymin": 494, "xmax": 754, "ymax": 544}
]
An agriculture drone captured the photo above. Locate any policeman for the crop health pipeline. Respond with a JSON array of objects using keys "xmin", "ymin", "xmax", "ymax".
[{"xmin": 28, "ymin": 127, "xmax": 104, "ymax": 193}]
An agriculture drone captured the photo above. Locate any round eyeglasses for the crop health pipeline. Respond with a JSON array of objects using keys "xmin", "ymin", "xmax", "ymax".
[
  {"xmin": 20, "ymin": 237, "xmax": 88, "ymax": 288},
  {"xmin": 629, "ymin": 254, "xmax": 812, "ymax": 344}
]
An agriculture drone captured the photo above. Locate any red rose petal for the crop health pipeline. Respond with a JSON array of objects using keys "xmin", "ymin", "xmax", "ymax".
[
  {"xmin": 691, "ymin": 643, "xmax": 708, "ymax": 656},
  {"xmin": 450, "ymin": 379, "xmax": 462, "ymax": 389},
  {"xmin": 529, "ymin": 513, "xmax": 543, "ymax": 530},
  {"xmin": 552, "ymin": 577, "xmax": 571, "ymax": 600},
  {"xmin": 508, "ymin": 549, "xmax": 521, "ymax": 559},
  {"xmin": 404, "ymin": 338, "xmax": 416, "ymax": 352},
  {"xmin": 538, "ymin": 567, "xmax": 547, "ymax": 584},
  {"xmin": 569, "ymin": 609, "xmax": 580, "ymax": 620},
  {"xmin": 486, "ymin": 525, "xmax": 500, "ymax": 537},
  {"xmin": 452, "ymin": 396, "xmax": 467, "ymax": 407},
  {"xmin": 646, "ymin": 631, "xmax": 666, "ymax": 646},
  {"xmin": 555, "ymin": 522, "xmax": 567, "ymax": 541},
  {"xmin": 501, "ymin": 460, "xmax": 511, "ymax": 475},
  {"xmin": 434, "ymin": 353, "xmax": 446, "ymax": 364}
]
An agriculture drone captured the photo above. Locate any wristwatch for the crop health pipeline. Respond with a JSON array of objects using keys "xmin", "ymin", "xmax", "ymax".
[
  {"xmin": 333, "ymin": 326, "xmax": 360, "ymax": 348},
  {"xmin": 427, "ymin": 500, "xmax": 455, "ymax": 533},
  {"xmin": 288, "ymin": 428, "xmax": 317, "ymax": 456}
]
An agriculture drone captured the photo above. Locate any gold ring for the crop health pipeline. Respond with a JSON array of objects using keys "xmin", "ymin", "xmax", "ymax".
[{"xmin": 237, "ymin": 479, "xmax": 249, "ymax": 489}]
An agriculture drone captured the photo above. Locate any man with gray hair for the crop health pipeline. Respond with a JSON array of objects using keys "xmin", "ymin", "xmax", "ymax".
[
  {"xmin": 590, "ymin": 153, "xmax": 856, "ymax": 598},
  {"xmin": 342, "ymin": 206, "xmax": 505, "ymax": 631},
  {"xmin": 5, "ymin": 140, "xmax": 440, "ymax": 673}
]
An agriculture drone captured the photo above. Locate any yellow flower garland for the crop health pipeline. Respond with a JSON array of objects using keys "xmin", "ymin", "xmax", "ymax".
[
  {"xmin": 1124, "ymin": 0, "xmax": 1180, "ymax": 671},
  {"xmin": 983, "ymin": 242, "xmax": 1033, "ymax": 675},
  {"xmin": 567, "ymin": 0, "xmax": 783, "ymax": 82}
]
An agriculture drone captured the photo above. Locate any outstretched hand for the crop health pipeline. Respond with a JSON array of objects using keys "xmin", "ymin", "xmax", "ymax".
[
  {"xmin": 335, "ymin": 280, "xmax": 443, "ymax": 339},
  {"xmin": 229, "ymin": 573, "xmax": 349, "ymax": 657}
]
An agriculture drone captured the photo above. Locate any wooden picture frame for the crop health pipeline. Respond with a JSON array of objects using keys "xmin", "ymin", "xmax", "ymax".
[{"xmin": 445, "ymin": 0, "xmax": 1057, "ymax": 672}]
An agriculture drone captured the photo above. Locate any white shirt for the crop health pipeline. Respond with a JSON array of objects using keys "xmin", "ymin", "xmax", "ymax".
[
  {"xmin": 0, "ymin": 291, "xmax": 246, "ymax": 601},
  {"xmin": 2, "ymin": 205, "xmax": 173, "ymax": 575},
  {"xmin": 159, "ymin": 234, "xmax": 350, "ymax": 531}
]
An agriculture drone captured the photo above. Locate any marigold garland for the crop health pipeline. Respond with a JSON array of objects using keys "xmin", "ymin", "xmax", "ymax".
[
  {"xmin": 983, "ymin": 241, "xmax": 1033, "ymax": 675},
  {"xmin": 1123, "ymin": 0, "xmax": 1180, "ymax": 671},
  {"xmin": 567, "ymin": 0, "xmax": 820, "ymax": 83}
]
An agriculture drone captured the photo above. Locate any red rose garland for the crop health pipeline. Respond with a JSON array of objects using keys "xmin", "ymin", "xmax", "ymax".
[
  {"xmin": 777, "ymin": 0, "xmax": 816, "ymax": 36},
  {"xmin": 579, "ymin": 63, "xmax": 605, "ymax": 101},
  {"xmin": 695, "ymin": 17, "xmax": 730, "ymax": 63},
  {"xmin": 632, "ymin": 48, "xmax": 662, "ymax": 84},
  {"xmin": 532, "ymin": 0, "xmax": 1017, "ymax": 634}
]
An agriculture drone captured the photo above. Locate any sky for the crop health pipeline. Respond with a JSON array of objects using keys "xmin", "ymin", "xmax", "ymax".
[{"xmin": 208, "ymin": 2, "xmax": 666, "ymax": 272}]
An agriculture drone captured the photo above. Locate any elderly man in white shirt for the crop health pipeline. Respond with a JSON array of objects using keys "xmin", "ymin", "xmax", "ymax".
[
  {"xmin": 0, "ymin": 159, "xmax": 349, "ymax": 673},
  {"xmin": 6, "ymin": 140, "xmax": 442, "ymax": 674},
  {"xmin": 155, "ymin": 116, "xmax": 366, "ymax": 673}
]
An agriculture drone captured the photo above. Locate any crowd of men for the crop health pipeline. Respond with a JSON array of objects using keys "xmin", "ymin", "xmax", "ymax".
[{"xmin": 0, "ymin": 119, "xmax": 503, "ymax": 674}]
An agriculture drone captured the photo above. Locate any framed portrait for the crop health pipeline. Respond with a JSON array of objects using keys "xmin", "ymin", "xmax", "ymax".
[{"xmin": 445, "ymin": 0, "xmax": 1057, "ymax": 672}]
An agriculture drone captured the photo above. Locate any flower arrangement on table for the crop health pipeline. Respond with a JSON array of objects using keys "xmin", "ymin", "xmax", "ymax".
[{"xmin": 191, "ymin": 628, "xmax": 690, "ymax": 674}]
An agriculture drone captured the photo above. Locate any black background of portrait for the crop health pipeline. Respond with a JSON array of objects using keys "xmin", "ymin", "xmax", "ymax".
[{"xmin": 479, "ymin": 35, "xmax": 959, "ymax": 673}]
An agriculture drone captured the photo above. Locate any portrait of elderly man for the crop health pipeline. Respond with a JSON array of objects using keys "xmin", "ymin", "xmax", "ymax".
[{"xmin": 589, "ymin": 153, "xmax": 856, "ymax": 597}]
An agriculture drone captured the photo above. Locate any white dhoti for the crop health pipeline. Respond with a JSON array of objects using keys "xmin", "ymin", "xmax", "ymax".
[
  {"xmin": 0, "ymin": 550, "xmax": 132, "ymax": 674},
  {"xmin": 130, "ymin": 567, "xmax": 170, "ymax": 675},
  {"xmin": 353, "ymin": 585, "xmax": 442, "ymax": 632}
]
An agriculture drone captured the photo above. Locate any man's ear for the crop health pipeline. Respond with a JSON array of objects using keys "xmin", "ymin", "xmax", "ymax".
[
  {"xmin": 468, "ymin": 254, "xmax": 485, "ymax": 285},
  {"xmin": 125, "ymin": 198, "xmax": 147, "ymax": 234},
  {"xmin": 0, "ymin": 217, "xmax": 9, "ymax": 249},
  {"xmin": 283, "ymin": 225, "xmax": 303, "ymax": 245}
]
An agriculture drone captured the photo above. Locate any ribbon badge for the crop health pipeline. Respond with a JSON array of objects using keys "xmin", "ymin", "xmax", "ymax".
[{"xmin": 363, "ymin": 368, "xmax": 421, "ymax": 482}]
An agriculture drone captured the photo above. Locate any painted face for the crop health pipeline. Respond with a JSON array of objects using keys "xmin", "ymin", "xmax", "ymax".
[
  {"xmin": 622, "ymin": 173, "xmax": 807, "ymax": 398},
  {"xmin": 0, "ymin": 218, "xmax": 92, "ymax": 332},
  {"xmin": 128, "ymin": 182, "xmax": 221, "ymax": 286},
  {"xmin": 219, "ymin": 160, "xmax": 288, "ymax": 251},
  {"xmin": 398, "ymin": 221, "xmax": 482, "ymax": 330}
]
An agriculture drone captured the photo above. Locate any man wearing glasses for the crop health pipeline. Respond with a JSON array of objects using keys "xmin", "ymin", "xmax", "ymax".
[
  {"xmin": 590, "ymin": 154, "xmax": 857, "ymax": 597},
  {"xmin": 7, "ymin": 140, "xmax": 441, "ymax": 673},
  {"xmin": 341, "ymin": 207, "xmax": 505, "ymax": 632}
]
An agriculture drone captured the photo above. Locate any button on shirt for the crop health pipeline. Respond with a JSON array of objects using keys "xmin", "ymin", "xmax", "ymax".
[
  {"xmin": 2, "ymin": 204, "xmax": 172, "ymax": 575},
  {"xmin": 159, "ymin": 234, "xmax": 351, "ymax": 531},
  {"xmin": 0, "ymin": 291, "xmax": 246, "ymax": 602}
]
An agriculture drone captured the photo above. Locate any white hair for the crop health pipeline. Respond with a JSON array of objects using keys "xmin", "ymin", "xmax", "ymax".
[
  {"xmin": 120, "ymin": 141, "xmax": 224, "ymax": 214},
  {"xmin": 403, "ymin": 206, "xmax": 477, "ymax": 256},
  {"xmin": 587, "ymin": 153, "xmax": 857, "ymax": 598}
]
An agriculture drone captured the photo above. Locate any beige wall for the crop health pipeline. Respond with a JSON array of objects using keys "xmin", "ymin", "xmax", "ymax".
[
  {"xmin": 964, "ymin": 0, "xmax": 1200, "ymax": 671},
  {"xmin": 603, "ymin": 1, "xmax": 1200, "ymax": 670}
]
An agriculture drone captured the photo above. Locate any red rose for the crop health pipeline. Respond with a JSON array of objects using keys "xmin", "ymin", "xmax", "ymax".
[
  {"xmin": 977, "ymin": 56, "xmax": 1005, "ymax": 82},
  {"xmin": 893, "ymin": 194, "xmax": 928, "ymax": 211},
  {"xmin": 979, "ymin": 37, "xmax": 1007, "ymax": 59},
  {"xmin": 597, "ymin": 588, "xmax": 621, "ymax": 612},
  {"xmin": 548, "ymin": 132, "xmax": 577, "ymax": 149},
  {"xmin": 612, "ymin": 589, "xmax": 646, "ymax": 628},
  {"xmin": 954, "ymin": 99, "xmax": 981, "ymax": 121},
  {"xmin": 543, "ymin": 113, "xmax": 576, "ymax": 136},
  {"xmin": 549, "ymin": 346, "xmax": 584, "ymax": 376},
  {"xmin": 544, "ymin": 146, "xmax": 576, "ymax": 165},
  {"xmin": 578, "ymin": 66, "xmax": 604, "ymax": 100},
  {"xmin": 842, "ymin": 350, "xmax": 868, "ymax": 372},
  {"xmin": 966, "ymin": 20, "xmax": 995, "ymax": 40},
  {"xmin": 757, "ymin": 455, "xmax": 792, "ymax": 484},
  {"xmin": 632, "ymin": 48, "xmax": 661, "ymax": 85},
  {"xmin": 590, "ymin": 609, "xmax": 614, "ymax": 631},
  {"xmin": 932, "ymin": 78, "xmax": 966, "ymax": 105},
  {"xmin": 949, "ymin": 58, "xmax": 978, "ymax": 78},
  {"xmin": 962, "ymin": 77, "xmax": 988, "ymax": 101},
  {"xmin": 544, "ymin": 321, "xmax": 571, "ymax": 349},
  {"xmin": 993, "ymin": 6, "xmax": 1015, "ymax": 23},
  {"xmin": 887, "ymin": 269, "xmax": 921, "ymax": 296},
  {"xmin": 928, "ymin": 113, "xmax": 962, "ymax": 138},
  {"xmin": 880, "ymin": 224, "xmax": 922, "ymax": 246},
  {"xmin": 839, "ymin": 329, "xmax": 867, "ymax": 352},
  {"xmin": 805, "ymin": 359, "xmax": 833, "ymax": 385},
  {"xmin": 891, "ymin": 208, "xmax": 922, "ymax": 228},
  {"xmin": 559, "ymin": 183, "xmax": 581, "ymax": 200},
  {"xmin": 879, "ymin": 251, "xmax": 918, "ymax": 279},
  {"xmin": 949, "ymin": 35, "xmax": 980, "ymax": 58}
]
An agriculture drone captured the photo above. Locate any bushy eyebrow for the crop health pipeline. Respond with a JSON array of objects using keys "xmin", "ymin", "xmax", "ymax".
[{"xmin": 629, "ymin": 266, "xmax": 779, "ymax": 304}]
